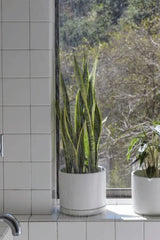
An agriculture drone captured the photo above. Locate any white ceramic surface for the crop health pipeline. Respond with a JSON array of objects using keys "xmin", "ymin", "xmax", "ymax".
[
  {"xmin": 29, "ymin": 222, "xmax": 57, "ymax": 240},
  {"xmin": 132, "ymin": 170, "xmax": 160, "ymax": 215},
  {"xmin": 59, "ymin": 167, "xmax": 106, "ymax": 216}
]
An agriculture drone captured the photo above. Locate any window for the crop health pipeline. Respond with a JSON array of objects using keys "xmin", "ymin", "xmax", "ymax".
[{"xmin": 56, "ymin": 0, "xmax": 160, "ymax": 197}]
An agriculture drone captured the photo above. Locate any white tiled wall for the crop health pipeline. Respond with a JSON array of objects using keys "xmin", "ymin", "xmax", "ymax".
[{"xmin": 0, "ymin": 0, "xmax": 55, "ymax": 214}]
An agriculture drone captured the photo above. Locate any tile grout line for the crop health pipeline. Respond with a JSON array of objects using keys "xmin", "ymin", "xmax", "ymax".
[
  {"xmin": 143, "ymin": 221, "xmax": 145, "ymax": 240},
  {"xmin": 57, "ymin": 221, "xmax": 58, "ymax": 240},
  {"xmin": 114, "ymin": 219, "xmax": 116, "ymax": 240},
  {"xmin": 85, "ymin": 221, "xmax": 87, "ymax": 240},
  {"xmin": 28, "ymin": 219, "xmax": 30, "ymax": 240},
  {"xmin": 0, "ymin": 49, "xmax": 52, "ymax": 51},
  {"xmin": 1, "ymin": 0, "xmax": 4, "ymax": 213},
  {"xmin": 29, "ymin": 0, "xmax": 32, "ymax": 216},
  {"xmin": 0, "ymin": 21, "xmax": 53, "ymax": 23}
]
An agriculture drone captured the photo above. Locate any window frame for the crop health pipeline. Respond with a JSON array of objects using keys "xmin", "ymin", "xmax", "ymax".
[{"xmin": 55, "ymin": 0, "xmax": 131, "ymax": 199}]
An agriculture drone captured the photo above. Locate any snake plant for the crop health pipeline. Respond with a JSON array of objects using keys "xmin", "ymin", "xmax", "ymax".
[
  {"xmin": 57, "ymin": 56, "xmax": 102, "ymax": 173},
  {"xmin": 127, "ymin": 123, "xmax": 160, "ymax": 178}
]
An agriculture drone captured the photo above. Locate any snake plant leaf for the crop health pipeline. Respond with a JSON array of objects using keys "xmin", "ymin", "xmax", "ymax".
[
  {"xmin": 84, "ymin": 109, "xmax": 96, "ymax": 171},
  {"xmin": 88, "ymin": 58, "xmax": 98, "ymax": 117},
  {"xmin": 93, "ymin": 103, "xmax": 102, "ymax": 166},
  {"xmin": 75, "ymin": 89, "xmax": 84, "ymax": 140},
  {"xmin": 77, "ymin": 125, "xmax": 85, "ymax": 173},
  {"xmin": 60, "ymin": 72, "xmax": 71, "ymax": 120},
  {"xmin": 62, "ymin": 138, "xmax": 73, "ymax": 173},
  {"xmin": 74, "ymin": 56, "xmax": 88, "ymax": 105},
  {"xmin": 74, "ymin": 56, "xmax": 96, "ymax": 170},
  {"xmin": 60, "ymin": 109, "xmax": 74, "ymax": 173},
  {"xmin": 87, "ymin": 80, "xmax": 94, "ymax": 117},
  {"xmin": 65, "ymin": 109, "xmax": 77, "ymax": 148},
  {"xmin": 89, "ymin": 57, "xmax": 98, "ymax": 98},
  {"xmin": 82, "ymin": 56, "xmax": 89, "ymax": 92},
  {"xmin": 84, "ymin": 122, "xmax": 89, "ymax": 157},
  {"xmin": 63, "ymin": 109, "xmax": 79, "ymax": 173},
  {"xmin": 58, "ymin": 56, "xmax": 102, "ymax": 173}
]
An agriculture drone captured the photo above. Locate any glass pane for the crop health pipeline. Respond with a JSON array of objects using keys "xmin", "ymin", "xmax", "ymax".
[{"xmin": 59, "ymin": 0, "xmax": 160, "ymax": 188}]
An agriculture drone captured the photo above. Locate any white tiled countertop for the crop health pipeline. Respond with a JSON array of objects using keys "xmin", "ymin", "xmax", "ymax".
[
  {"xmin": 11, "ymin": 205, "xmax": 160, "ymax": 240},
  {"xmin": 15, "ymin": 204, "xmax": 160, "ymax": 222},
  {"xmin": 0, "ymin": 222, "xmax": 12, "ymax": 240}
]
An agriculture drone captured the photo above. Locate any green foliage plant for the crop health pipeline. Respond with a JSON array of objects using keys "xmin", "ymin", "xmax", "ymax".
[
  {"xmin": 57, "ymin": 56, "xmax": 102, "ymax": 174},
  {"xmin": 127, "ymin": 123, "xmax": 160, "ymax": 178}
]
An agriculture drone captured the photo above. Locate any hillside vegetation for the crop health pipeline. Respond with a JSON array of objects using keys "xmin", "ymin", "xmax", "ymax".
[{"xmin": 59, "ymin": 0, "xmax": 160, "ymax": 188}]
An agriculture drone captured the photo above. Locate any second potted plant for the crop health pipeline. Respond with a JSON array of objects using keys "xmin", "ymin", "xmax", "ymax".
[
  {"xmin": 127, "ymin": 122, "xmax": 160, "ymax": 215},
  {"xmin": 57, "ymin": 56, "xmax": 106, "ymax": 216}
]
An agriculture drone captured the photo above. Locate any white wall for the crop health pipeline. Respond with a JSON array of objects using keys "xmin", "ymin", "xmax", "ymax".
[{"xmin": 0, "ymin": 0, "xmax": 55, "ymax": 214}]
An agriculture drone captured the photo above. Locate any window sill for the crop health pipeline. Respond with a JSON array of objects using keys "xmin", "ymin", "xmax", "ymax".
[{"xmin": 15, "ymin": 204, "xmax": 160, "ymax": 223}]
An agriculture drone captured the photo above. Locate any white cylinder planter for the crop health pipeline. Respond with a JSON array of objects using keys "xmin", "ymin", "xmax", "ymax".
[
  {"xmin": 59, "ymin": 166, "xmax": 106, "ymax": 216},
  {"xmin": 132, "ymin": 170, "xmax": 160, "ymax": 215}
]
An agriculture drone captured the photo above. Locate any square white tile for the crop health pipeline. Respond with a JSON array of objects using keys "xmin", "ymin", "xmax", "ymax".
[
  {"xmin": 58, "ymin": 222, "xmax": 86, "ymax": 240},
  {"xmin": 30, "ymin": 0, "xmax": 52, "ymax": 21},
  {"xmin": 0, "ymin": 107, "xmax": 2, "ymax": 132},
  {"xmin": 0, "ymin": 25, "xmax": 1, "ymax": 47},
  {"xmin": 0, "ymin": 79, "xmax": 2, "ymax": 105},
  {"xmin": 31, "ymin": 106, "xmax": 51, "ymax": 133},
  {"xmin": 3, "ymin": 51, "xmax": 29, "ymax": 78},
  {"xmin": 31, "ymin": 78, "xmax": 50, "ymax": 105},
  {"xmin": 4, "ymin": 162, "xmax": 31, "ymax": 189},
  {"xmin": 30, "ymin": 50, "xmax": 52, "ymax": 77},
  {"xmin": 4, "ymin": 190, "xmax": 31, "ymax": 214},
  {"xmin": 0, "ymin": 190, "xmax": 3, "ymax": 212},
  {"xmin": 32, "ymin": 162, "xmax": 51, "ymax": 189},
  {"xmin": 0, "ymin": 163, "xmax": 3, "ymax": 189},
  {"xmin": 87, "ymin": 222, "xmax": 114, "ymax": 240},
  {"xmin": 0, "ymin": 55, "xmax": 2, "ymax": 79},
  {"xmin": 2, "ymin": 0, "xmax": 29, "ymax": 21},
  {"xmin": 32, "ymin": 190, "xmax": 53, "ymax": 214},
  {"xmin": 4, "ymin": 135, "xmax": 30, "ymax": 162},
  {"xmin": 14, "ymin": 222, "xmax": 28, "ymax": 240},
  {"xmin": 116, "ymin": 221, "xmax": 143, "ymax": 240},
  {"xmin": 3, "ymin": 79, "xmax": 30, "ymax": 105},
  {"xmin": 3, "ymin": 107, "xmax": 30, "ymax": 134},
  {"xmin": 0, "ymin": 2, "xmax": 1, "ymax": 20},
  {"xmin": 29, "ymin": 222, "xmax": 57, "ymax": 240},
  {"xmin": 31, "ymin": 135, "xmax": 51, "ymax": 162},
  {"xmin": 30, "ymin": 23, "xmax": 52, "ymax": 49},
  {"xmin": 2, "ymin": 23, "xmax": 29, "ymax": 49},
  {"xmin": 145, "ymin": 222, "xmax": 160, "ymax": 240}
]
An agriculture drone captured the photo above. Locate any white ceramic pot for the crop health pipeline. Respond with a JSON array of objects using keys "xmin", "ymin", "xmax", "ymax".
[
  {"xmin": 59, "ymin": 166, "xmax": 106, "ymax": 216},
  {"xmin": 132, "ymin": 170, "xmax": 160, "ymax": 215}
]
